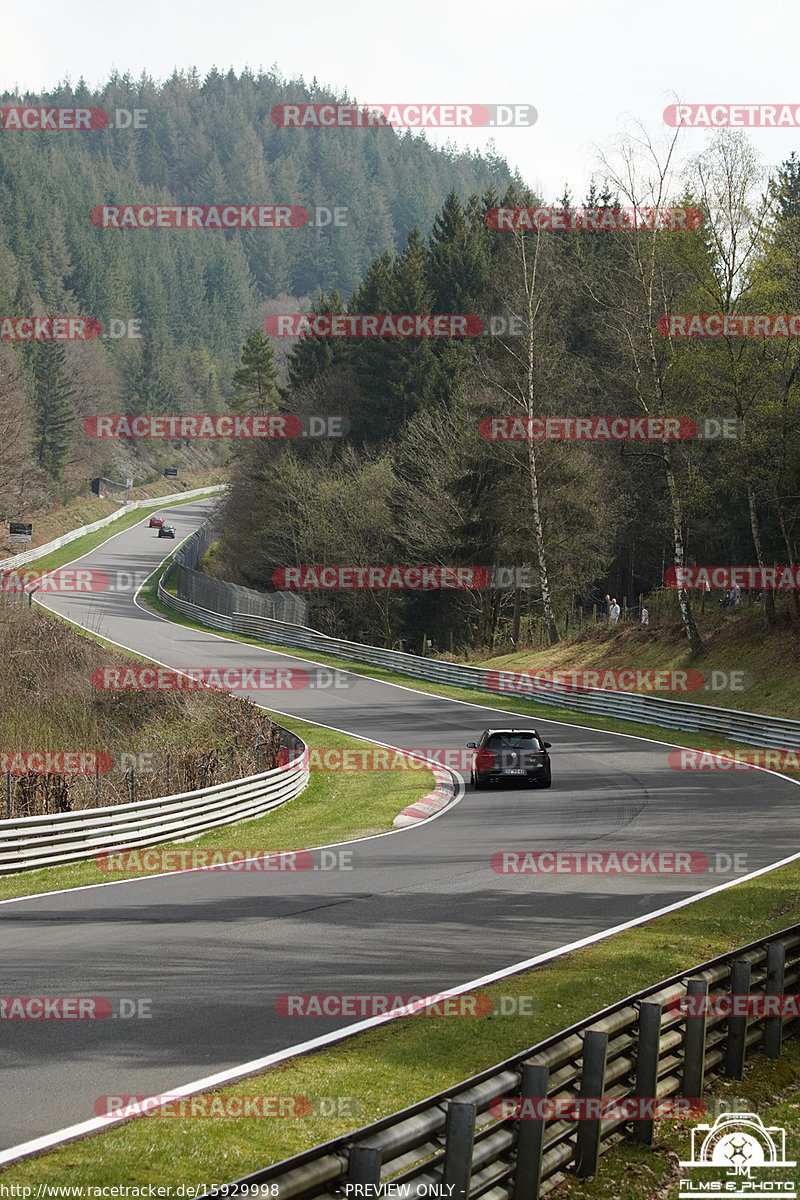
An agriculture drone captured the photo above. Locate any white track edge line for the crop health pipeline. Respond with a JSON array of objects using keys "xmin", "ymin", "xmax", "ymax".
[
  {"xmin": 4, "ymin": 516, "xmax": 799, "ymax": 1163},
  {"xmin": 3, "ymin": 844, "xmax": 800, "ymax": 1168}
]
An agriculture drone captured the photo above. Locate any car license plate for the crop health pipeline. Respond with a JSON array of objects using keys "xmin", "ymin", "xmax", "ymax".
[{"xmin": 503, "ymin": 768, "xmax": 526, "ymax": 775}]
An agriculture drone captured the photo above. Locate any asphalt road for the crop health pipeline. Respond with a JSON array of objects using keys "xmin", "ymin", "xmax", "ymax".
[{"xmin": 2, "ymin": 499, "xmax": 798, "ymax": 1155}]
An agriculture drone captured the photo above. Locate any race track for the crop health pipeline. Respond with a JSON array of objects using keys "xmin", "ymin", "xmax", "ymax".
[{"xmin": 2, "ymin": 499, "xmax": 798, "ymax": 1156}]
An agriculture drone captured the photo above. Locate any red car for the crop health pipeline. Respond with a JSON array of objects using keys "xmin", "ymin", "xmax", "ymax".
[{"xmin": 149, "ymin": 516, "xmax": 164, "ymax": 528}]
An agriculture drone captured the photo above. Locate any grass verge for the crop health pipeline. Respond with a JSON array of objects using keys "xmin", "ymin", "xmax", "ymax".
[
  {"xmin": 5, "ymin": 491, "xmax": 224, "ymax": 579},
  {"xmin": 553, "ymin": 1037, "xmax": 800, "ymax": 1197},
  {"xmin": 138, "ymin": 560, "xmax": 799, "ymax": 773},
  {"xmin": 2, "ymin": 865, "xmax": 798, "ymax": 1189},
  {"xmin": 467, "ymin": 600, "xmax": 800, "ymax": 721},
  {"xmin": 0, "ymin": 711, "xmax": 436, "ymax": 903},
  {"xmin": 2, "ymin": 540, "xmax": 799, "ymax": 1189},
  {"xmin": 0, "ymin": 471, "xmax": 227, "ymax": 556}
]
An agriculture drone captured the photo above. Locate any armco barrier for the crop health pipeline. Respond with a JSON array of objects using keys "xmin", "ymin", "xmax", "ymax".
[
  {"xmin": 157, "ymin": 571, "xmax": 800, "ymax": 752},
  {"xmin": 0, "ymin": 484, "xmax": 226, "ymax": 572},
  {"xmin": 171, "ymin": 524, "xmax": 308, "ymax": 626},
  {"xmin": 206, "ymin": 925, "xmax": 800, "ymax": 1199},
  {"xmin": 0, "ymin": 744, "xmax": 308, "ymax": 875}
]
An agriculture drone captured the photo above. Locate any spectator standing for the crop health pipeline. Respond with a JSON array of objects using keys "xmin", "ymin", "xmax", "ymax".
[
  {"xmin": 609, "ymin": 598, "xmax": 621, "ymax": 626},
  {"xmin": 641, "ymin": 606, "xmax": 649, "ymax": 626}
]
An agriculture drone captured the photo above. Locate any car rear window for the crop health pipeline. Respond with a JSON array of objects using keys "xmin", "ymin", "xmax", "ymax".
[{"xmin": 486, "ymin": 733, "xmax": 542, "ymax": 750}]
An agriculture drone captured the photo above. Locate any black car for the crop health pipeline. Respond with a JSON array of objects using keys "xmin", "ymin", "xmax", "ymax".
[
  {"xmin": 157, "ymin": 523, "xmax": 176, "ymax": 539},
  {"xmin": 467, "ymin": 728, "xmax": 552, "ymax": 789}
]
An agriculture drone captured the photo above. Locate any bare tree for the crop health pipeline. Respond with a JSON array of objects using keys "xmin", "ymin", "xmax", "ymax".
[
  {"xmin": 592, "ymin": 125, "xmax": 704, "ymax": 654},
  {"xmin": 478, "ymin": 216, "xmax": 564, "ymax": 645},
  {"xmin": 688, "ymin": 130, "xmax": 777, "ymax": 626}
]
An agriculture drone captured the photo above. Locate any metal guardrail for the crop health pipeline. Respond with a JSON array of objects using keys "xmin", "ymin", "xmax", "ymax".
[
  {"xmin": 172, "ymin": 526, "xmax": 308, "ymax": 626},
  {"xmin": 0, "ymin": 747, "xmax": 308, "ymax": 875},
  {"xmin": 0, "ymin": 484, "xmax": 226, "ymax": 572},
  {"xmin": 157, "ymin": 576, "xmax": 800, "ymax": 752},
  {"xmin": 206, "ymin": 924, "xmax": 800, "ymax": 1199}
]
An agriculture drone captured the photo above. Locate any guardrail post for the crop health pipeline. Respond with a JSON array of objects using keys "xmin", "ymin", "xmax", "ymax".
[
  {"xmin": 725, "ymin": 960, "xmax": 751, "ymax": 1078},
  {"xmin": 576, "ymin": 1029, "xmax": 608, "ymax": 1178},
  {"xmin": 764, "ymin": 942, "xmax": 786, "ymax": 1059},
  {"xmin": 513, "ymin": 1063, "xmax": 548, "ymax": 1200},
  {"xmin": 633, "ymin": 1001, "xmax": 662, "ymax": 1144},
  {"xmin": 348, "ymin": 1145, "xmax": 381, "ymax": 1186},
  {"xmin": 682, "ymin": 977, "xmax": 708, "ymax": 1099},
  {"xmin": 442, "ymin": 1100, "xmax": 476, "ymax": 1200}
]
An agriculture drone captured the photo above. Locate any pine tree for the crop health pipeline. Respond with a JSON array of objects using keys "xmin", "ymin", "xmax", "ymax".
[
  {"xmin": 287, "ymin": 288, "xmax": 350, "ymax": 391},
  {"xmin": 30, "ymin": 340, "xmax": 75, "ymax": 481},
  {"xmin": 231, "ymin": 329, "xmax": 281, "ymax": 414}
]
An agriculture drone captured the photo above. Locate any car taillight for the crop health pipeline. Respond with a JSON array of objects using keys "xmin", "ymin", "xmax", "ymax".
[{"xmin": 475, "ymin": 749, "xmax": 495, "ymax": 771}]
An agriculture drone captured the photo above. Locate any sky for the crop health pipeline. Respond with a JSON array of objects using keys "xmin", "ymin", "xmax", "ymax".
[{"xmin": 2, "ymin": 0, "xmax": 800, "ymax": 202}]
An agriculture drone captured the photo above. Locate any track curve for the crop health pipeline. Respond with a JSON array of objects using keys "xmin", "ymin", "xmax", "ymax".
[{"xmin": 2, "ymin": 499, "xmax": 798, "ymax": 1155}]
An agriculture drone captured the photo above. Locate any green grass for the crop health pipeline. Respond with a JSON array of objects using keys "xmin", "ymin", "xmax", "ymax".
[
  {"xmin": 5, "ymin": 491, "xmax": 224, "ymax": 578},
  {"xmin": 2, "ymin": 861, "xmax": 799, "ymax": 1189},
  {"xmin": 553, "ymin": 1039, "xmax": 800, "ymax": 1197},
  {"xmin": 1, "ymin": 471, "xmax": 228, "ymax": 556},
  {"xmin": 138, "ymin": 561, "xmax": 800, "ymax": 772},
  {"xmin": 0, "ymin": 713, "xmax": 436, "ymax": 902},
  {"xmin": 468, "ymin": 600, "xmax": 800, "ymax": 721},
  {"xmin": 3, "ymin": 529, "xmax": 800, "ymax": 1190}
]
